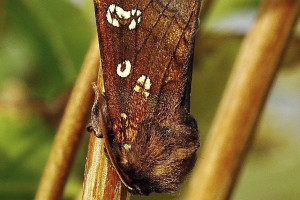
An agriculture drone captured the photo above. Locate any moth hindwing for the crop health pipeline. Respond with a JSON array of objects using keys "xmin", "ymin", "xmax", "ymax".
[{"xmin": 90, "ymin": 0, "xmax": 201, "ymax": 195}]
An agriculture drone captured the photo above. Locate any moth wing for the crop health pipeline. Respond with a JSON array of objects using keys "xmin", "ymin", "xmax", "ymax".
[
  {"xmin": 94, "ymin": 0, "xmax": 200, "ymax": 122},
  {"xmin": 93, "ymin": 0, "xmax": 201, "ymax": 195}
]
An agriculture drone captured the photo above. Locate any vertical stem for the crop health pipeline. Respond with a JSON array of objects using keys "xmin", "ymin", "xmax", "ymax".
[
  {"xmin": 81, "ymin": 36, "xmax": 128, "ymax": 200},
  {"xmin": 185, "ymin": 0, "xmax": 300, "ymax": 200},
  {"xmin": 82, "ymin": 134, "xmax": 128, "ymax": 200},
  {"xmin": 35, "ymin": 36, "xmax": 99, "ymax": 200}
]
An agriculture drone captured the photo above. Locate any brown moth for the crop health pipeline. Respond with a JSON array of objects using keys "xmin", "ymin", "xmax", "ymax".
[{"xmin": 89, "ymin": 0, "xmax": 201, "ymax": 195}]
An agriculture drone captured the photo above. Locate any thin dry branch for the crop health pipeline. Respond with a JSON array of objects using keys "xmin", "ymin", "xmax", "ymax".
[
  {"xmin": 35, "ymin": 36, "xmax": 100, "ymax": 200},
  {"xmin": 185, "ymin": 0, "xmax": 300, "ymax": 200},
  {"xmin": 81, "ymin": 41, "xmax": 129, "ymax": 200}
]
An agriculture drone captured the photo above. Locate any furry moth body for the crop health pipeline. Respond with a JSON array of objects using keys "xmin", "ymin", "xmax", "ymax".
[{"xmin": 89, "ymin": 0, "xmax": 201, "ymax": 195}]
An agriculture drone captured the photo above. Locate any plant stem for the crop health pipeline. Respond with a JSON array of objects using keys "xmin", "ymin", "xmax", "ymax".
[
  {"xmin": 81, "ymin": 35, "xmax": 129, "ymax": 200},
  {"xmin": 82, "ymin": 133, "xmax": 129, "ymax": 200},
  {"xmin": 185, "ymin": 0, "xmax": 300, "ymax": 199},
  {"xmin": 35, "ymin": 36, "xmax": 100, "ymax": 200}
]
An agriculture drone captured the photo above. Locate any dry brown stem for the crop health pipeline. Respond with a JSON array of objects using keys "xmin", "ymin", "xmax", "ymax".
[
  {"xmin": 35, "ymin": 36, "xmax": 100, "ymax": 200},
  {"xmin": 185, "ymin": 0, "xmax": 300, "ymax": 200},
  {"xmin": 82, "ymin": 133, "xmax": 128, "ymax": 200}
]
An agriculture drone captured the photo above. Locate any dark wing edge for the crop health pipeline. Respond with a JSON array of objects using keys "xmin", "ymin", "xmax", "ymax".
[{"xmin": 180, "ymin": 1, "xmax": 201, "ymax": 111}]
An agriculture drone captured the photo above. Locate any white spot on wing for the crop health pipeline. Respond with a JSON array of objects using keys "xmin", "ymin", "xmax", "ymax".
[
  {"xmin": 121, "ymin": 113, "xmax": 127, "ymax": 119},
  {"xmin": 137, "ymin": 75, "xmax": 146, "ymax": 84},
  {"xmin": 116, "ymin": 6, "xmax": 131, "ymax": 19},
  {"xmin": 131, "ymin": 9, "xmax": 136, "ymax": 15},
  {"xmin": 112, "ymin": 18, "xmax": 120, "ymax": 27},
  {"xmin": 135, "ymin": 75, "xmax": 152, "ymax": 98},
  {"xmin": 128, "ymin": 19, "xmax": 137, "ymax": 30},
  {"xmin": 106, "ymin": 10, "xmax": 113, "ymax": 24},
  {"xmin": 115, "ymin": 6, "xmax": 123, "ymax": 18},
  {"xmin": 145, "ymin": 77, "xmax": 151, "ymax": 90},
  {"xmin": 124, "ymin": 144, "xmax": 131, "ymax": 151},
  {"xmin": 109, "ymin": 4, "xmax": 116, "ymax": 12},
  {"xmin": 134, "ymin": 85, "xmax": 141, "ymax": 92},
  {"xmin": 144, "ymin": 91, "xmax": 150, "ymax": 98},
  {"xmin": 117, "ymin": 60, "xmax": 131, "ymax": 77}
]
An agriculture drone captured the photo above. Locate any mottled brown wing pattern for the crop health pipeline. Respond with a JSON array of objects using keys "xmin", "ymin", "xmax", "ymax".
[{"xmin": 92, "ymin": 0, "xmax": 201, "ymax": 195}]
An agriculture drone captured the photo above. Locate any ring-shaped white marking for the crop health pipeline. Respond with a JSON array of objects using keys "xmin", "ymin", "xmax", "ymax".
[
  {"xmin": 106, "ymin": 4, "xmax": 142, "ymax": 30},
  {"xmin": 117, "ymin": 60, "xmax": 131, "ymax": 78}
]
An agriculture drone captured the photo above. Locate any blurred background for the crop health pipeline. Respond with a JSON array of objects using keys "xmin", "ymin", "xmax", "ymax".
[{"xmin": 0, "ymin": 0, "xmax": 299, "ymax": 199}]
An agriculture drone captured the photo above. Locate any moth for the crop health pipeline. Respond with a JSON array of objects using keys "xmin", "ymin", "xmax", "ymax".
[{"xmin": 89, "ymin": 0, "xmax": 201, "ymax": 195}]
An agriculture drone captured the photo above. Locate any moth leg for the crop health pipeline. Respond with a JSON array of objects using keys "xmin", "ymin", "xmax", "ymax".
[
  {"xmin": 89, "ymin": 82, "xmax": 111, "ymax": 138},
  {"xmin": 87, "ymin": 123, "xmax": 104, "ymax": 138},
  {"xmin": 86, "ymin": 123, "xmax": 99, "ymax": 134}
]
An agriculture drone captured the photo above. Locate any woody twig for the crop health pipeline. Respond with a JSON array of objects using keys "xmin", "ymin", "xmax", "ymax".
[
  {"xmin": 82, "ymin": 132, "xmax": 128, "ymax": 200},
  {"xmin": 81, "ymin": 40, "xmax": 128, "ymax": 200},
  {"xmin": 185, "ymin": 0, "xmax": 300, "ymax": 199}
]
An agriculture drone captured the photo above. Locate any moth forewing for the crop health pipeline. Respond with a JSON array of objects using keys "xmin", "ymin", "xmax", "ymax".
[{"xmin": 91, "ymin": 0, "xmax": 201, "ymax": 195}]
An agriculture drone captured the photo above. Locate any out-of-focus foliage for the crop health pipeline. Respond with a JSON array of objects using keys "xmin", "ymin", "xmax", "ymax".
[
  {"xmin": 0, "ymin": 0, "xmax": 299, "ymax": 199},
  {"xmin": 0, "ymin": 0, "xmax": 94, "ymax": 199},
  {"xmin": 1, "ymin": 0, "xmax": 94, "ymax": 100}
]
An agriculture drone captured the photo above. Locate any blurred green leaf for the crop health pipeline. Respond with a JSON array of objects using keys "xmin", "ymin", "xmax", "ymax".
[
  {"xmin": 0, "ymin": 108, "xmax": 53, "ymax": 199},
  {"xmin": 2, "ymin": 0, "xmax": 94, "ymax": 100}
]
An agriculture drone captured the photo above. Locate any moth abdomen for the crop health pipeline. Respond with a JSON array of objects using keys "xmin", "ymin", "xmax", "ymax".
[{"xmin": 117, "ymin": 108, "xmax": 199, "ymax": 195}]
